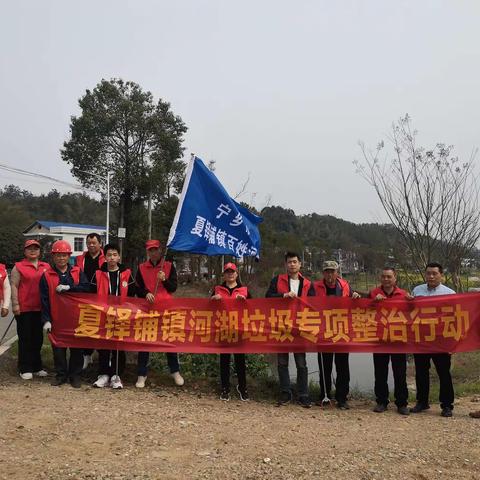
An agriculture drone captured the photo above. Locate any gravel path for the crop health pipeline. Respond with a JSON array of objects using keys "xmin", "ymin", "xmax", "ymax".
[{"xmin": 0, "ymin": 355, "xmax": 479, "ymax": 480}]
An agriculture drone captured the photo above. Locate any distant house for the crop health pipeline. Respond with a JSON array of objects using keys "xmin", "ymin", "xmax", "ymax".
[{"xmin": 23, "ymin": 220, "xmax": 106, "ymax": 257}]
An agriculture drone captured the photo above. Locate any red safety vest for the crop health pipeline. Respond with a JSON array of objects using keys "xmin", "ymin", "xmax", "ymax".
[
  {"xmin": 15, "ymin": 259, "xmax": 51, "ymax": 312},
  {"xmin": 95, "ymin": 269, "xmax": 132, "ymax": 300},
  {"xmin": 276, "ymin": 273, "xmax": 311, "ymax": 297},
  {"xmin": 214, "ymin": 285, "xmax": 249, "ymax": 299},
  {"xmin": 75, "ymin": 251, "xmax": 106, "ymax": 271},
  {"xmin": 313, "ymin": 277, "xmax": 350, "ymax": 297},
  {"xmin": 44, "ymin": 267, "xmax": 81, "ymax": 324},
  {"xmin": 369, "ymin": 285, "xmax": 407, "ymax": 299},
  {"xmin": 0, "ymin": 263, "xmax": 6, "ymax": 303},
  {"xmin": 138, "ymin": 260, "xmax": 173, "ymax": 300}
]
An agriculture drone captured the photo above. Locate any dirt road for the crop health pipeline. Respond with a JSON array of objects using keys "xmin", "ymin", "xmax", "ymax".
[{"xmin": 0, "ymin": 354, "xmax": 479, "ymax": 480}]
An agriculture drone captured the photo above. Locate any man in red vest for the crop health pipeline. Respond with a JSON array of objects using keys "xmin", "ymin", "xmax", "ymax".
[
  {"xmin": 75, "ymin": 232, "xmax": 106, "ymax": 369},
  {"xmin": 135, "ymin": 240, "xmax": 183, "ymax": 388},
  {"xmin": 311, "ymin": 260, "xmax": 360, "ymax": 410},
  {"xmin": 92, "ymin": 243, "xmax": 136, "ymax": 389},
  {"xmin": 266, "ymin": 251, "xmax": 313, "ymax": 408},
  {"xmin": 40, "ymin": 240, "xmax": 90, "ymax": 387},
  {"xmin": 10, "ymin": 239, "xmax": 50, "ymax": 380},
  {"xmin": 75, "ymin": 233, "xmax": 106, "ymax": 281},
  {"xmin": 369, "ymin": 267, "xmax": 410, "ymax": 415}
]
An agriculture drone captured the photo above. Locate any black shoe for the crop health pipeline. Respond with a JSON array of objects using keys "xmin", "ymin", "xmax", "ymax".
[
  {"xmin": 410, "ymin": 403, "xmax": 430, "ymax": 413},
  {"xmin": 220, "ymin": 389, "xmax": 230, "ymax": 401},
  {"xmin": 298, "ymin": 396, "xmax": 312, "ymax": 408},
  {"xmin": 236, "ymin": 385, "xmax": 249, "ymax": 401},
  {"xmin": 441, "ymin": 407, "xmax": 453, "ymax": 417},
  {"xmin": 337, "ymin": 401, "xmax": 350, "ymax": 410},
  {"xmin": 397, "ymin": 406, "xmax": 410, "ymax": 416},
  {"xmin": 373, "ymin": 403, "xmax": 387, "ymax": 413},
  {"xmin": 70, "ymin": 377, "xmax": 82, "ymax": 389},
  {"xmin": 51, "ymin": 377, "xmax": 66, "ymax": 386},
  {"xmin": 277, "ymin": 391, "xmax": 292, "ymax": 406}
]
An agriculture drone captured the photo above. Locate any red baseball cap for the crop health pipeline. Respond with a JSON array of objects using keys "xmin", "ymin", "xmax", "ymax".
[
  {"xmin": 145, "ymin": 239, "xmax": 161, "ymax": 250},
  {"xmin": 24, "ymin": 239, "xmax": 41, "ymax": 249},
  {"xmin": 223, "ymin": 262, "xmax": 237, "ymax": 272}
]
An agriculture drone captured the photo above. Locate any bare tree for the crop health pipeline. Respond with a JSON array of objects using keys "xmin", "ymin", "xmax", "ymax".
[{"xmin": 355, "ymin": 114, "xmax": 480, "ymax": 291}]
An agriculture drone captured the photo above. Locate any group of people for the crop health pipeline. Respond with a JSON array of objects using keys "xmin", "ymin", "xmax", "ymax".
[
  {"xmin": 1, "ymin": 236, "xmax": 479, "ymax": 419},
  {"xmin": 3, "ymin": 235, "xmax": 184, "ymax": 391}
]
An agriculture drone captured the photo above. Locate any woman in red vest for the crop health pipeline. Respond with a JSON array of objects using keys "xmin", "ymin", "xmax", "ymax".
[
  {"xmin": 211, "ymin": 262, "xmax": 251, "ymax": 401},
  {"xmin": 10, "ymin": 239, "xmax": 50, "ymax": 380},
  {"xmin": 0, "ymin": 262, "xmax": 11, "ymax": 318}
]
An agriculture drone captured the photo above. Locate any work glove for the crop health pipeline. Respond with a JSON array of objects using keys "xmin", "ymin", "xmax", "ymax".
[
  {"xmin": 55, "ymin": 284, "xmax": 70, "ymax": 293},
  {"xmin": 43, "ymin": 321, "xmax": 52, "ymax": 333}
]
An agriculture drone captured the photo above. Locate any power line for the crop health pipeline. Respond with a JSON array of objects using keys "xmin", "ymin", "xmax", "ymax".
[{"xmin": 0, "ymin": 163, "xmax": 100, "ymax": 194}]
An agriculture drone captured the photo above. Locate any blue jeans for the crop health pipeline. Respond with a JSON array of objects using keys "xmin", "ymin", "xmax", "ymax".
[
  {"xmin": 137, "ymin": 352, "xmax": 180, "ymax": 376},
  {"xmin": 277, "ymin": 353, "xmax": 308, "ymax": 398}
]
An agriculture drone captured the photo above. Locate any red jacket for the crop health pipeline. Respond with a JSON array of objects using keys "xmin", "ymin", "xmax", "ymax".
[
  {"xmin": 75, "ymin": 251, "xmax": 106, "ymax": 271},
  {"xmin": 214, "ymin": 284, "xmax": 249, "ymax": 298},
  {"xmin": 42, "ymin": 266, "xmax": 81, "ymax": 325},
  {"xmin": 95, "ymin": 269, "xmax": 132, "ymax": 300},
  {"xmin": 313, "ymin": 278, "xmax": 351, "ymax": 297},
  {"xmin": 369, "ymin": 285, "xmax": 408, "ymax": 299},
  {"xmin": 15, "ymin": 259, "xmax": 51, "ymax": 312},
  {"xmin": 276, "ymin": 273, "xmax": 311, "ymax": 297},
  {"xmin": 138, "ymin": 260, "xmax": 173, "ymax": 300},
  {"xmin": 0, "ymin": 263, "xmax": 6, "ymax": 303},
  {"xmin": 44, "ymin": 266, "xmax": 81, "ymax": 302}
]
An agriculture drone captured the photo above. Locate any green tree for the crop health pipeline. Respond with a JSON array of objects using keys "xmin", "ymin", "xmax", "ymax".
[{"xmin": 61, "ymin": 78, "xmax": 187, "ymax": 262}]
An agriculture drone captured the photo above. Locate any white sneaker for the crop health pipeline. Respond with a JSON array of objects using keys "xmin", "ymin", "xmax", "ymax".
[
  {"xmin": 34, "ymin": 370, "xmax": 48, "ymax": 377},
  {"xmin": 93, "ymin": 374, "xmax": 110, "ymax": 388},
  {"xmin": 82, "ymin": 355, "xmax": 93, "ymax": 370},
  {"xmin": 20, "ymin": 372, "xmax": 33, "ymax": 380},
  {"xmin": 110, "ymin": 375, "xmax": 123, "ymax": 389},
  {"xmin": 135, "ymin": 376, "xmax": 147, "ymax": 388},
  {"xmin": 171, "ymin": 371, "xmax": 184, "ymax": 386}
]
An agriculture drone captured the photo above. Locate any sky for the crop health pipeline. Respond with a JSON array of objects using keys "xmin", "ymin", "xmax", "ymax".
[{"xmin": 1, "ymin": 0, "xmax": 479, "ymax": 224}]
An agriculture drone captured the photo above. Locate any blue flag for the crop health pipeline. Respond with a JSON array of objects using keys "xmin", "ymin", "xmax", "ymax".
[{"xmin": 167, "ymin": 156, "xmax": 262, "ymax": 258}]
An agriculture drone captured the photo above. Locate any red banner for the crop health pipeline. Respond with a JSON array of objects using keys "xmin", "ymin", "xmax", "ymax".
[{"xmin": 48, "ymin": 292, "xmax": 480, "ymax": 353}]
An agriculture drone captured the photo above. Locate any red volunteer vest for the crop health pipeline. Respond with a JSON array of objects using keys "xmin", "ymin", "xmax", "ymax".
[
  {"xmin": 138, "ymin": 260, "xmax": 173, "ymax": 300},
  {"xmin": 369, "ymin": 285, "xmax": 407, "ymax": 299},
  {"xmin": 0, "ymin": 263, "xmax": 6, "ymax": 303},
  {"xmin": 214, "ymin": 285, "xmax": 249, "ymax": 299},
  {"xmin": 15, "ymin": 259, "xmax": 51, "ymax": 312},
  {"xmin": 75, "ymin": 251, "xmax": 106, "ymax": 271},
  {"xmin": 95, "ymin": 269, "xmax": 132, "ymax": 300},
  {"xmin": 313, "ymin": 278, "xmax": 350, "ymax": 297},
  {"xmin": 44, "ymin": 266, "xmax": 81, "ymax": 325},
  {"xmin": 276, "ymin": 273, "xmax": 311, "ymax": 297}
]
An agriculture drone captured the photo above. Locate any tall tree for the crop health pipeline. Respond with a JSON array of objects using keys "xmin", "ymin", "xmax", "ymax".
[
  {"xmin": 61, "ymin": 78, "xmax": 187, "ymax": 261},
  {"xmin": 356, "ymin": 114, "xmax": 480, "ymax": 290}
]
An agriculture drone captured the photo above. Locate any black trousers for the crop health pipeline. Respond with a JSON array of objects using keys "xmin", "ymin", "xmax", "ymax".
[
  {"xmin": 373, "ymin": 353, "xmax": 408, "ymax": 407},
  {"xmin": 413, "ymin": 353, "xmax": 454, "ymax": 409},
  {"xmin": 16, "ymin": 311, "xmax": 43, "ymax": 373},
  {"xmin": 98, "ymin": 349, "xmax": 126, "ymax": 377},
  {"xmin": 52, "ymin": 346, "xmax": 83, "ymax": 381},
  {"xmin": 318, "ymin": 352, "xmax": 350, "ymax": 403},
  {"xmin": 220, "ymin": 353, "xmax": 246, "ymax": 391}
]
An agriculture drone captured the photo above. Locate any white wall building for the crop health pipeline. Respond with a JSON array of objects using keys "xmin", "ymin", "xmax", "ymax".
[{"xmin": 23, "ymin": 220, "xmax": 106, "ymax": 257}]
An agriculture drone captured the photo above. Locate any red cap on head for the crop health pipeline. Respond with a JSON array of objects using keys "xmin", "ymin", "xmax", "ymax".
[
  {"xmin": 223, "ymin": 262, "xmax": 237, "ymax": 272},
  {"xmin": 145, "ymin": 240, "xmax": 161, "ymax": 250},
  {"xmin": 24, "ymin": 239, "xmax": 41, "ymax": 249}
]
